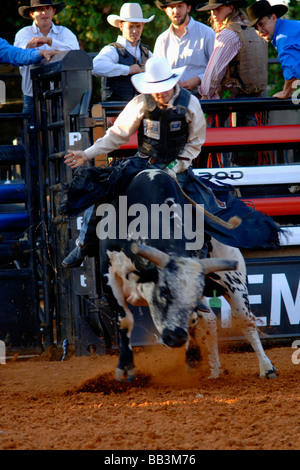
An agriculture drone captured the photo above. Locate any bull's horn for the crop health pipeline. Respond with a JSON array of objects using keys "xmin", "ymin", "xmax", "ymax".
[
  {"xmin": 131, "ymin": 243, "xmax": 170, "ymax": 269},
  {"xmin": 201, "ymin": 258, "xmax": 238, "ymax": 275},
  {"xmin": 197, "ymin": 299, "xmax": 211, "ymax": 313}
]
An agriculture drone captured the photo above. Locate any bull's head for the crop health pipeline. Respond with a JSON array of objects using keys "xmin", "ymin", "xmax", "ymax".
[{"xmin": 131, "ymin": 243, "xmax": 237, "ymax": 348}]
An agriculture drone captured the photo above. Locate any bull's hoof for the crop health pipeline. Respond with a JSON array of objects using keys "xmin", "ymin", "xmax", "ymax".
[
  {"xmin": 208, "ymin": 369, "xmax": 222, "ymax": 379},
  {"xmin": 185, "ymin": 346, "xmax": 202, "ymax": 372},
  {"xmin": 115, "ymin": 367, "xmax": 136, "ymax": 383},
  {"xmin": 265, "ymin": 368, "xmax": 277, "ymax": 379}
]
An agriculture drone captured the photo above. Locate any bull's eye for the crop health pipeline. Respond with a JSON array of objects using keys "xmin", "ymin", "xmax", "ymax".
[{"xmin": 159, "ymin": 285, "xmax": 170, "ymax": 302}]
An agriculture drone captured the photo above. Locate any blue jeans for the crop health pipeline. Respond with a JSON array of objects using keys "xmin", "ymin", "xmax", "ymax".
[{"xmin": 77, "ymin": 205, "xmax": 94, "ymax": 246}]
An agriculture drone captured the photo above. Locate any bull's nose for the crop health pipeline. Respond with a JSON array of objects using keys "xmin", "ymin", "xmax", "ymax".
[{"xmin": 162, "ymin": 327, "xmax": 187, "ymax": 348}]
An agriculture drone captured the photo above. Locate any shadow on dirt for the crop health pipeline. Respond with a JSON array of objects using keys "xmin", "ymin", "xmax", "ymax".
[{"xmin": 65, "ymin": 372, "xmax": 153, "ymax": 395}]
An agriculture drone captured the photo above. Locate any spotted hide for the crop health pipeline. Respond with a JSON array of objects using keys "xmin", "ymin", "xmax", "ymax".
[{"xmin": 97, "ymin": 169, "xmax": 276, "ymax": 381}]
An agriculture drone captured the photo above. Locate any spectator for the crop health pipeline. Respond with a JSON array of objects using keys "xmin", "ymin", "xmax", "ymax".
[
  {"xmin": 247, "ymin": 0, "xmax": 300, "ymax": 99},
  {"xmin": 197, "ymin": 0, "xmax": 268, "ymax": 102},
  {"xmin": 93, "ymin": 3, "xmax": 154, "ymax": 102},
  {"xmin": 153, "ymin": 1, "xmax": 215, "ymax": 96},
  {"xmin": 14, "ymin": 0, "xmax": 79, "ymax": 117},
  {"xmin": 0, "ymin": 36, "xmax": 55, "ymax": 65}
]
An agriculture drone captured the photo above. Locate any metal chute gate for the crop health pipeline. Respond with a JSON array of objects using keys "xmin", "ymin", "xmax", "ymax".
[{"xmin": 0, "ymin": 51, "xmax": 299, "ymax": 359}]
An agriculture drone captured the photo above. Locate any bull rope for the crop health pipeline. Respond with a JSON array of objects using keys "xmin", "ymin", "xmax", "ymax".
[{"xmin": 171, "ymin": 174, "xmax": 241, "ymax": 230}]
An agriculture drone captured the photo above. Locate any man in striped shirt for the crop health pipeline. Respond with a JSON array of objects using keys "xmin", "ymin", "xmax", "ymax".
[{"xmin": 197, "ymin": 0, "xmax": 267, "ymax": 100}]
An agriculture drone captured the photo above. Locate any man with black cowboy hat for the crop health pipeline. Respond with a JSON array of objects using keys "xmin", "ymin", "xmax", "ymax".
[
  {"xmin": 247, "ymin": 1, "xmax": 300, "ymax": 99},
  {"xmin": 196, "ymin": 0, "xmax": 268, "ymax": 101},
  {"xmin": 153, "ymin": 1, "xmax": 215, "ymax": 96},
  {"xmin": 14, "ymin": 0, "xmax": 79, "ymax": 118},
  {"xmin": 93, "ymin": 3, "xmax": 154, "ymax": 102}
]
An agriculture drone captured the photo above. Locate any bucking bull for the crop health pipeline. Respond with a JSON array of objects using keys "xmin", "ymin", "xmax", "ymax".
[{"xmin": 97, "ymin": 169, "xmax": 277, "ymax": 382}]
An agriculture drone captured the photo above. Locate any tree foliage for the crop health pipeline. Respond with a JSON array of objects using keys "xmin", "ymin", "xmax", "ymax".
[
  {"xmin": 1, "ymin": 0, "xmax": 299, "ymax": 92},
  {"xmin": 55, "ymin": 0, "xmax": 169, "ymax": 52}
]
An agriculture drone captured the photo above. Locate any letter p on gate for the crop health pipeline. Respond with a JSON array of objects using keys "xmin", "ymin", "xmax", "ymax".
[
  {"xmin": 0, "ymin": 340, "xmax": 6, "ymax": 364},
  {"xmin": 69, "ymin": 132, "xmax": 82, "ymax": 147}
]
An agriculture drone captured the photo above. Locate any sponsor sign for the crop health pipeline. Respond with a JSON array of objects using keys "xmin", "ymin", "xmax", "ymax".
[
  {"xmin": 131, "ymin": 257, "xmax": 300, "ymax": 345},
  {"xmin": 193, "ymin": 164, "xmax": 300, "ymax": 186}
]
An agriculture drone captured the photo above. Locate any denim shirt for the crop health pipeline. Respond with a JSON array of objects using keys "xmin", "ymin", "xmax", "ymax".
[
  {"xmin": 0, "ymin": 37, "xmax": 41, "ymax": 66},
  {"xmin": 272, "ymin": 18, "xmax": 300, "ymax": 81}
]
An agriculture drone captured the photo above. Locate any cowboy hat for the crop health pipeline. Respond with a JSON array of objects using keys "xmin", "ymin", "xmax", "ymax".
[
  {"xmin": 19, "ymin": 0, "xmax": 65, "ymax": 19},
  {"xmin": 107, "ymin": 3, "xmax": 155, "ymax": 28},
  {"xmin": 131, "ymin": 57, "xmax": 185, "ymax": 94},
  {"xmin": 155, "ymin": 0, "xmax": 194, "ymax": 10},
  {"xmin": 196, "ymin": 0, "xmax": 247, "ymax": 11},
  {"xmin": 246, "ymin": 1, "xmax": 288, "ymax": 28}
]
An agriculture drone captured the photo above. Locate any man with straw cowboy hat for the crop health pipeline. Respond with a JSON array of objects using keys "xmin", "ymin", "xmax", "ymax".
[
  {"xmin": 93, "ymin": 3, "xmax": 155, "ymax": 102},
  {"xmin": 14, "ymin": 0, "xmax": 79, "ymax": 118},
  {"xmin": 246, "ymin": 0, "xmax": 300, "ymax": 99},
  {"xmin": 61, "ymin": 56, "xmax": 281, "ymax": 268}
]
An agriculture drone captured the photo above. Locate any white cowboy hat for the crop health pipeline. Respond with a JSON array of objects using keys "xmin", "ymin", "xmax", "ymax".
[
  {"xmin": 131, "ymin": 57, "xmax": 186, "ymax": 94},
  {"xmin": 107, "ymin": 3, "xmax": 155, "ymax": 28}
]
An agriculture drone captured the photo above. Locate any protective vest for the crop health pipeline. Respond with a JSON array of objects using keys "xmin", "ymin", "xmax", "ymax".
[
  {"xmin": 218, "ymin": 22, "xmax": 268, "ymax": 98},
  {"xmin": 137, "ymin": 88, "xmax": 191, "ymax": 164},
  {"xmin": 101, "ymin": 42, "xmax": 150, "ymax": 102}
]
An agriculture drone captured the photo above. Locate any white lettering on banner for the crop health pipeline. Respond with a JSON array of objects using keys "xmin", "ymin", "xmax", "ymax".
[
  {"xmin": 0, "ymin": 340, "xmax": 6, "ymax": 364},
  {"xmin": 270, "ymin": 274, "xmax": 300, "ymax": 326},
  {"xmin": 80, "ymin": 274, "xmax": 87, "ymax": 287},
  {"xmin": 248, "ymin": 274, "xmax": 267, "ymax": 326},
  {"xmin": 193, "ymin": 165, "xmax": 299, "ymax": 187},
  {"xmin": 213, "ymin": 273, "xmax": 299, "ymax": 330},
  {"xmin": 69, "ymin": 132, "xmax": 82, "ymax": 146}
]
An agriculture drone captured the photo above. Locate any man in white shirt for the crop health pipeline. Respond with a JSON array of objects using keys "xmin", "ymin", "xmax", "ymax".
[
  {"xmin": 92, "ymin": 3, "xmax": 154, "ymax": 102},
  {"xmin": 153, "ymin": 0, "xmax": 215, "ymax": 95},
  {"xmin": 14, "ymin": 0, "xmax": 79, "ymax": 118}
]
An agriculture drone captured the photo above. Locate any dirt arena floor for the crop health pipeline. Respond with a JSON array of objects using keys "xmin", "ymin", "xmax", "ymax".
[{"xmin": 0, "ymin": 343, "xmax": 299, "ymax": 451}]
